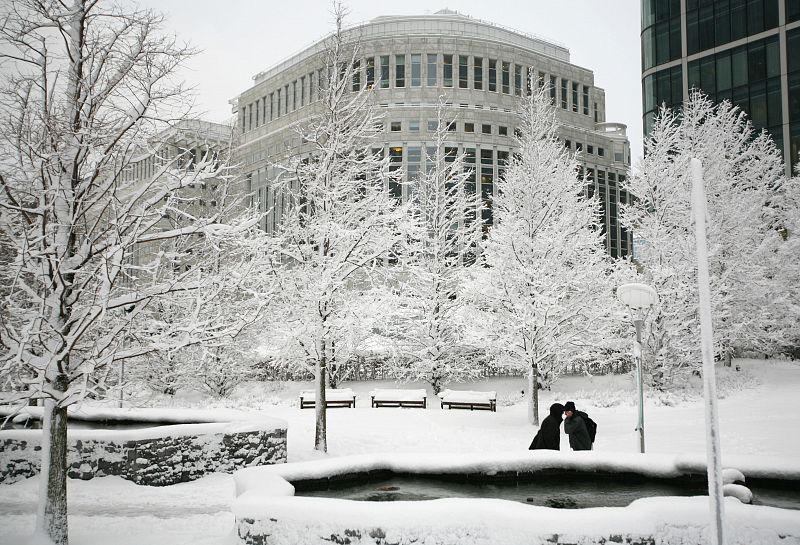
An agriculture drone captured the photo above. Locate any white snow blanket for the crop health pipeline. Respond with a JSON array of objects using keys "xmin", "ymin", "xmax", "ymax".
[
  {"xmin": 233, "ymin": 452, "xmax": 800, "ymax": 545},
  {"xmin": 298, "ymin": 388, "xmax": 355, "ymax": 402},
  {"xmin": 369, "ymin": 389, "xmax": 427, "ymax": 402},
  {"xmin": 438, "ymin": 389, "xmax": 497, "ymax": 403}
]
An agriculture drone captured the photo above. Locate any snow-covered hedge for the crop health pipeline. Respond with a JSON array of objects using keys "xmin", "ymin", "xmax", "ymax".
[
  {"xmin": 0, "ymin": 407, "xmax": 287, "ymax": 485},
  {"xmin": 232, "ymin": 452, "xmax": 800, "ymax": 545}
]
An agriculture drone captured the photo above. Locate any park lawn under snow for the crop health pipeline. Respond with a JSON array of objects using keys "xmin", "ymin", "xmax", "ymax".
[{"xmin": 1, "ymin": 358, "xmax": 799, "ymax": 545}]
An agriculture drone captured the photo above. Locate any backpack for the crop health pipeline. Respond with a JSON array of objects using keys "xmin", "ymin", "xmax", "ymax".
[{"xmin": 578, "ymin": 411, "xmax": 597, "ymax": 443}]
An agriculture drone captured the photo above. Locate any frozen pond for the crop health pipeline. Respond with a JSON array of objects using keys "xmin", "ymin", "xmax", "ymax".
[{"xmin": 296, "ymin": 473, "xmax": 800, "ymax": 510}]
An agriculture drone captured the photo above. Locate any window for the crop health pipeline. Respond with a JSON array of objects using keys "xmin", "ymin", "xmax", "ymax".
[
  {"xmin": 583, "ymin": 85, "xmax": 590, "ymax": 115},
  {"xmin": 411, "ymin": 54, "xmax": 421, "ymax": 87},
  {"xmin": 427, "ymin": 120, "xmax": 438, "ymax": 131},
  {"xmin": 560, "ymin": 79, "xmax": 568, "ymax": 109},
  {"xmin": 391, "ymin": 121, "xmax": 402, "ymax": 132},
  {"xmin": 489, "ymin": 59, "xmax": 497, "ymax": 92},
  {"xmin": 447, "ymin": 120, "xmax": 456, "ymax": 131},
  {"xmin": 409, "ymin": 120, "xmax": 420, "ymax": 132},
  {"xmin": 576, "ymin": 142, "xmax": 583, "ymax": 152},
  {"xmin": 474, "ymin": 57, "xmax": 483, "ymax": 90},
  {"xmin": 459, "ymin": 55, "xmax": 469, "ymax": 88},
  {"xmin": 277, "ymin": 88, "xmax": 282, "ymax": 118},
  {"xmin": 407, "ymin": 146, "xmax": 422, "ymax": 182},
  {"xmin": 300, "ymin": 76, "xmax": 306, "ymax": 106},
  {"xmin": 482, "ymin": 124, "xmax": 492, "ymax": 134},
  {"xmin": 380, "ymin": 56, "xmax": 390, "ymax": 88},
  {"xmin": 464, "ymin": 122, "xmax": 475, "ymax": 133},
  {"xmin": 549, "ymin": 76, "xmax": 557, "ymax": 103},
  {"xmin": 572, "ymin": 82, "xmax": 579, "ymax": 112},
  {"xmin": 366, "ymin": 57, "xmax": 375, "ymax": 88},
  {"xmin": 502, "ymin": 61, "xmax": 510, "ymax": 94},
  {"xmin": 292, "ymin": 81, "xmax": 297, "ymax": 111},
  {"xmin": 498, "ymin": 126, "xmax": 508, "ymax": 136},
  {"xmin": 389, "ymin": 147, "xmax": 403, "ymax": 199},
  {"xmin": 427, "ymin": 54, "xmax": 437, "ymax": 86},
  {"xmin": 395, "ymin": 55, "xmax": 405, "ymax": 88},
  {"xmin": 443, "ymin": 55, "xmax": 453, "ymax": 87},
  {"xmin": 587, "ymin": 145, "xmax": 594, "ymax": 154},
  {"xmin": 352, "ymin": 61, "xmax": 360, "ymax": 92},
  {"xmin": 284, "ymin": 84, "xmax": 289, "ymax": 114},
  {"xmin": 598, "ymin": 147, "xmax": 605, "ymax": 157},
  {"xmin": 514, "ymin": 64, "xmax": 523, "ymax": 96},
  {"xmin": 565, "ymin": 139, "xmax": 571, "ymax": 148}
]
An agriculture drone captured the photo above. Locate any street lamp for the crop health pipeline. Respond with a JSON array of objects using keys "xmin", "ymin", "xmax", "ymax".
[{"xmin": 616, "ymin": 282, "xmax": 657, "ymax": 454}]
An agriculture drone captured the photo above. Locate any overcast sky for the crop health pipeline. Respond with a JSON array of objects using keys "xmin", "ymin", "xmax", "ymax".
[{"xmin": 137, "ymin": 0, "xmax": 644, "ymax": 163}]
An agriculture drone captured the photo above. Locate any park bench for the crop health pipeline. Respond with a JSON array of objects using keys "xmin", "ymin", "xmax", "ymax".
[
  {"xmin": 369, "ymin": 388, "xmax": 427, "ymax": 408},
  {"xmin": 299, "ymin": 388, "xmax": 356, "ymax": 409},
  {"xmin": 438, "ymin": 389, "xmax": 497, "ymax": 412}
]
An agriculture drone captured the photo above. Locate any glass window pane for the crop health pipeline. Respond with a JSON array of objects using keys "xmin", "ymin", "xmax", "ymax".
[
  {"xmin": 427, "ymin": 54, "xmax": 437, "ymax": 86},
  {"xmin": 411, "ymin": 54, "xmax": 421, "ymax": 87},
  {"xmin": 731, "ymin": 48, "xmax": 748, "ymax": 87},
  {"xmin": 748, "ymin": 43, "xmax": 767, "ymax": 82},
  {"xmin": 459, "ymin": 55, "xmax": 468, "ymax": 88},
  {"xmin": 395, "ymin": 54, "xmax": 405, "ymax": 88},
  {"xmin": 731, "ymin": 0, "xmax": 748, "ymax": 40},
  {"xmin": 474, "ymin": 57, "xmax": 483, "ymax": 90},
  {"xmin": 443, "ymin": 54, "xmax": 453, "ymax": 87},
  {"xmin": 766, "ymin": 37, "xmax": 781, "ymax": 78},
  {"xmin": 717, "ymin": 53, "xmax": 732, "ymax": 92}
]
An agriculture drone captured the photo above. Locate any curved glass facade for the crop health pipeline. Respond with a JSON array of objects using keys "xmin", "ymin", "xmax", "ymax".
[
  {"xmin": 642, "ymin": 0, "xmax": 797, "ymax": 172},
  {"xmin": 641, "ymin": 0, "xmax": 681, "ymax": 71},
  {"xmin": 686, "ymin": 0, "xmax": 779, "ymax": 55}
]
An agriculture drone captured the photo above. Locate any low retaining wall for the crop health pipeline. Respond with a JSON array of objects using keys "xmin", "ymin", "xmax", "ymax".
[
  {"xmin": 0, "ymin": 409, "xmax": 287, "ymax": 486},
  {"xmin": 232, "ymin": 452, "xmax": 800, "ymax": 545}
]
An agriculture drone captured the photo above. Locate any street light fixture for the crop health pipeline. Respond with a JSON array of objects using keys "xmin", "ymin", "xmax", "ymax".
[{"xmin": 616, "ymin": 282, "xmax": 657, "ymax": 454}]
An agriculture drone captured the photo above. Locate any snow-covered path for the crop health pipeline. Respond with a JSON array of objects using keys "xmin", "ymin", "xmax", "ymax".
[{"xmin": 1, "ymin": 359, "xmax": 798, "ymax": 545}]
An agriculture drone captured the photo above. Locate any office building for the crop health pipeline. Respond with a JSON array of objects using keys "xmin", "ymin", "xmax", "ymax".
[
  {"xmin": 236, "ymin": 10, "xmax": 633, "ymax": 257},
  {"xmin": 641, "ymin": 0, "xmax": 800, "ymax": 174}
]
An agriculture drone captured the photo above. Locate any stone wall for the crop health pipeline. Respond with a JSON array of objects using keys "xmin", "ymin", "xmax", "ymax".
[{"xmin": 0, "ymin": 423, "xmax": 286, "ymax": 486}]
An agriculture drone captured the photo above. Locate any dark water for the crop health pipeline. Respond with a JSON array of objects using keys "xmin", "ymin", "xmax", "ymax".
[
  {"xmin": 1, "ymin": 418, "xmax": 174, "ymax": 431},
  {"xmin": 296, "ymin": 475, "xmax": 800, "ymax": 510}
]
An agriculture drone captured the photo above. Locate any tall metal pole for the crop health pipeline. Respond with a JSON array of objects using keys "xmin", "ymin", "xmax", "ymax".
[
  {"xmin": 633, "ymin": 317, "xmax": 645, "ymax": 453},
  {"xmin": 690, "ymin": 158, "xmax": 726, "ymax": 545}
]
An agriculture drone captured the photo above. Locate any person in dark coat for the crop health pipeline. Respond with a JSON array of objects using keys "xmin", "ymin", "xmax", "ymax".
[
  {"xmin": 563, "ymin": 401, "xmax": 592, "ymax": 451},
  {"xmin": 529, "ymin": 403, "xmax": 564, "ymax": 450}
]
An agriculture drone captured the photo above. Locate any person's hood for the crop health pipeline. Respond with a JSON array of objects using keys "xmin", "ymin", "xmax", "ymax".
[{"xmin": 549, "ymin": 403, "xmax": 564, "ymax": 418}]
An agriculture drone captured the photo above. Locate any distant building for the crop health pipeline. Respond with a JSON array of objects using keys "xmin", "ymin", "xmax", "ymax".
[
  {"xmin": 641, "ymin": 0, "xmax": 800, "ymax": 175},
  {"xmin": 121, "ymin": 119, "xmax": 236, "ymax": 278},
  {"xmin": 235, "ymin": 10, "xmax": 633, "ymax": 257}
]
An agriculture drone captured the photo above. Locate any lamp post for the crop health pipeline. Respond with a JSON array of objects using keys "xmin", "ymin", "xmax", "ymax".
[{"xmin": 616, "ymin": 282, "xmax": 657, "ymax": 454}]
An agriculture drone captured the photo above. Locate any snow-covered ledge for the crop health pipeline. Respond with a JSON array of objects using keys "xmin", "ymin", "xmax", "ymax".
[
  {"xmin": 232, "ymin": 452, "xmax": 800, "ymax": 545},
  {"xmin": 0, "ymin": 407, "xmax": 287, "ymax": 486}
]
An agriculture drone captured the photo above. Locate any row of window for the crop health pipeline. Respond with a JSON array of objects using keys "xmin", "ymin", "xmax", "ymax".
[
  {"xmin": 686, "ymin": 0, "xmax": 779, "ymax": 57},
  {"xmin": 248, "ymin": 150, "xmax": 631, "ymax": 257},
  {"xmin": 239, "ymin": 55, "xmax": 595, "ymax": 134},
  {"xmin": 565, "ymin": 140, "xmax": 606, "ymax": 158},
  {"xmin": 387, "ymin": 119, "xmax": 510, "ymax": 136},
  {"xmin": 642, "ymin": 0, "xmax": 783, "ymax": 71}
]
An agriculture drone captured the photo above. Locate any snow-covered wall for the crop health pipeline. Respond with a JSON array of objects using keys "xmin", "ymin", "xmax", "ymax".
[
  {"xmin": 0, "ymin": 414, "xmax": 287, "ymax": 485},
  {"xmin": 232, "ymin": 452, "xmax": 800, "ymax": 545}
]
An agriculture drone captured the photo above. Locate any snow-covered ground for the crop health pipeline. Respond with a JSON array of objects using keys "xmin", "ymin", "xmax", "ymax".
[{"xmin": 1, "ymin": 358, "xmax": 799, "ymax": 544}]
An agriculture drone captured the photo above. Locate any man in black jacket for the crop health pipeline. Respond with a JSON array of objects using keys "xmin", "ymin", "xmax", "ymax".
[
  {"xmin": 563, "ymin": 401, "xmax": 592, "ymax": 451},
  {"xmin": 529, "ymin": 403, "xmax": 564, "ymax": 450}
]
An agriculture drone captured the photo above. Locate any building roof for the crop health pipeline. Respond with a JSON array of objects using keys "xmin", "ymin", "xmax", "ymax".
[{"xmin": 250, "ymin": 10, "xmax": 570, "ymax": 87}]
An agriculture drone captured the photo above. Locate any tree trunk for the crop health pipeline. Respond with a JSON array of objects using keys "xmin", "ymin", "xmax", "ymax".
[
  {"xmin": 37, "ymin": 390, "xmax": 69, "ymax": 545},
  {"xmin": 527, "ymin": 363, "xmax": 540, "ymax": 426},
  {"xmin": 314, "ymin": 339, "xmax": 327, "ymax": 452}
]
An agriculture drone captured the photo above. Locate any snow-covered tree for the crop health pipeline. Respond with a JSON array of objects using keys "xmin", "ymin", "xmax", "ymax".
[
  {"xmin": 269, "ymin": 4, "xmax": 408, "ymax": 452},
  {"xmin": 388, "ymin": 99, "xmax": 483, "ymax": 394},
  {"xmin": 623, "ymin": 92, "xmax": 787, "ymax": 387},
  {"xmin": 466, "ymin": 87, "xmax": 617, "ymax": 425},
  {"xmin": 0, "ymin": 3, "xmax": 265, "ymax": 543}
]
